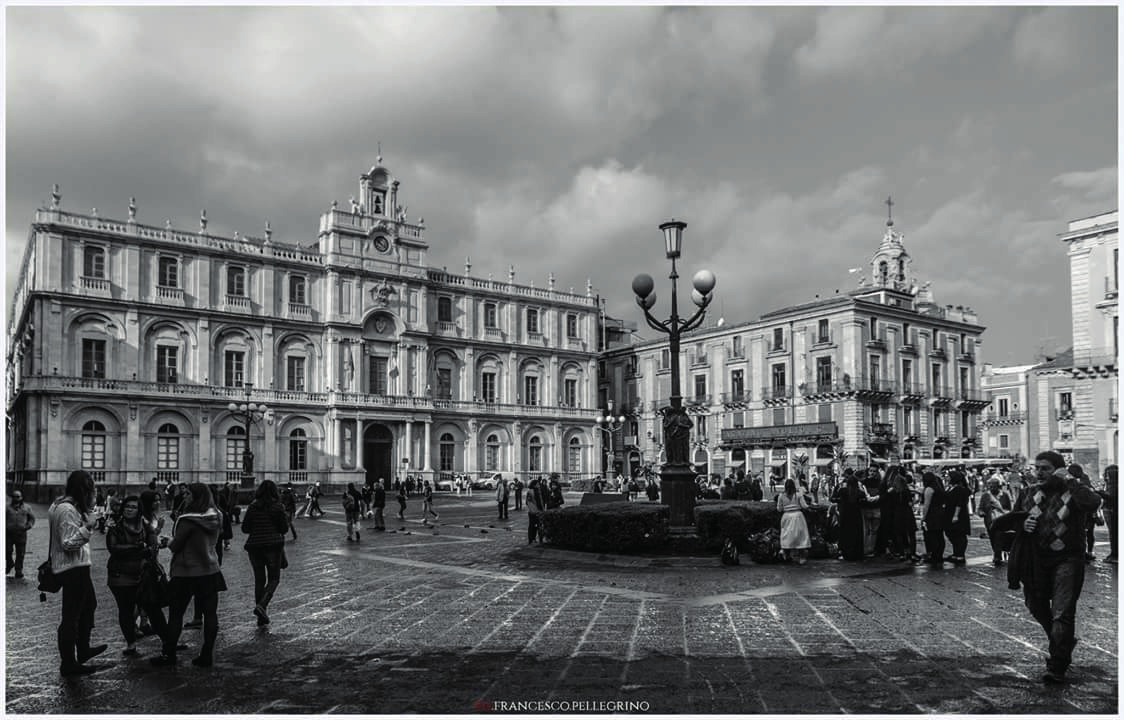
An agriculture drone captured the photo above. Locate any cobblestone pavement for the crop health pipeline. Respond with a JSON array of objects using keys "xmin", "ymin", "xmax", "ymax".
[{"xmin": 5, "ymin": 494, "xmax": 1118, "ymax": 714}]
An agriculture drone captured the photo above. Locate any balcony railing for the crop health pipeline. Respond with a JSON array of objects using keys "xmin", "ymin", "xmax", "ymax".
[
  {"xmin": 721, "ymin": 390, "xmax": 752, "ymax": 405},
  {"xmin": 225, "ymin": 294, "xmax": 250, "ymax": 311},
  {"xmin": 289, "ymin": 302, "xmax": 312, "ymax": 318},
  {"xmin": 928, "ymin": 347, "xmax": 947, "ymax": 360},
  {"xmin": 685, "ymin": 393, "xmax": 712, "ymax": 407},
  {"xmin": 898, "ymin": 341, "xmax": 918, "ymax": 355},
  {"xmin": 484, "ymin": 327, "xmax": 504, "ymax": 340},
  {"xmin": 156, "ymin": 285, "xmax": 183, "ymax": 303},
  {"xmin": 956, "ymin": 388, "xmax": 987, "ymax": 403},
  {"xmin": 81, "ymin": 276, "xmax": 110, "ymax": 292},
  {"xmin": 761, "ymin": 385, "xmax": 793, "ymax": 402},
  {"xmin": 864, "ymin": 422, "xmax": 897, "ymax": 444},
  {"xmin": 436, "ymin": 321, "xmax": 459, "ymax": 333},
  {"xmin": 898, "ymin": 381, "xmax": 926, "ymax": 396},
  {"xmin": 982, "ymin": 411, "xmax": 1027, "ymax": 424},
  {"xmin": 957, "ymin": 350, "xmax": 977, "ymax": 363},
  {"xmin": 929, "ymin": 385, "xmax": 954, "ymax": 400},
  {"xmin": 865, "ymin": 337, "xmax": 887, "ymax": 351}
]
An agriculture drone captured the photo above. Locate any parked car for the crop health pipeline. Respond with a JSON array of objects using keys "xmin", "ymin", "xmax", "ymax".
[{"xmin": 435, "ymin": 473, "xmax": 454, "ymax": 491}]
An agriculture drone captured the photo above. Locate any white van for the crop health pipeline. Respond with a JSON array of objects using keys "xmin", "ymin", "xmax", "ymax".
[{"xmin": 474, "ymin": 472, "xmax": 516, "ymax": 490}]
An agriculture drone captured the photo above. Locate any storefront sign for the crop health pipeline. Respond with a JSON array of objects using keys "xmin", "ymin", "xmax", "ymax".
[{"xmin": 721, "ymin": 422, "xmax": 838, "ymax": 446}]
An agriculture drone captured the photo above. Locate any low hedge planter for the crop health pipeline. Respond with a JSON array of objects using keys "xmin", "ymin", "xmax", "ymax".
[
  {"xmin": 694, "ymin": 499, "xmax": 834, "ymax": 558},
  {"xmin": 537, "ymin": 501, "xmax": 670, "ymax": 553}
]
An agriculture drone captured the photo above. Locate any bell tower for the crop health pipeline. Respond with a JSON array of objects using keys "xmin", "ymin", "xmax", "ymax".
[{"xmin": 870, "ymin": 195, "xmax": 913, "ymax": 291}]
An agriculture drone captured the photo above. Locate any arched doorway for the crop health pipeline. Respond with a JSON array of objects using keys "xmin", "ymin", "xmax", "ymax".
[{"xmin": 363, "ymin": 424, "xmax": 394, "ymax": 486}]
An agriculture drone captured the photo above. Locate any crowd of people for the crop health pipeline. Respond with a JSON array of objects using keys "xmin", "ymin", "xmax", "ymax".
[{"xmin": 11, "ymin": 453, "xmax": 1117, "ymax": 686}]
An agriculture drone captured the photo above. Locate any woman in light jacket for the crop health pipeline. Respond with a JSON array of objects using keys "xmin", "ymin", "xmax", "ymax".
[
  {"xmin": 49, "ymin": 470, "xmax": 107, "ymax": 675},
  {"xmin": 149, "ymin": 483, "xmax": 225, "ymax": 668}
]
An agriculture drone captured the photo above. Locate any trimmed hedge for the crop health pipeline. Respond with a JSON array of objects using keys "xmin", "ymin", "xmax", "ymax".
[
  {"xmin": 694, "ymin": 499, "xmax": 834, "ymax": 558},
  {"xmin": 537, "ymin": 501, "xmax": 670, "ymax": 553}
]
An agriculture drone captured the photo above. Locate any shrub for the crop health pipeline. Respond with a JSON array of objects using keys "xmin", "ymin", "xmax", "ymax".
[{"xmin": 537, "ymin": 502, "xmax": 670, "ymax": 553}]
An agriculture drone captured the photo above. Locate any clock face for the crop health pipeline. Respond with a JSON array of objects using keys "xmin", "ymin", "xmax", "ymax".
[{"xmin": 373, "ymin": 236, "xmax": 389, "ymax": 253}]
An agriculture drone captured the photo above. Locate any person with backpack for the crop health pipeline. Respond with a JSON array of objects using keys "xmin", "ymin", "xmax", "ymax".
[{"xmin": 343, "ymin": 483, "xmax": 362, "ymax": 541}]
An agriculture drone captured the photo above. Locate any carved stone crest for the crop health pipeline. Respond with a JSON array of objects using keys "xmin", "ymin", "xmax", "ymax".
[
  {"xmin": 370, "ymin": 279, "xmax": 395, "ymax": 307},
  {"xmin": 374, "ymin": 317, "xmax": 389, "ymax": 334}
]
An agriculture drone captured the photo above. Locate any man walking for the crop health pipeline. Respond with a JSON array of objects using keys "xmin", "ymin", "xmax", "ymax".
[
  {"xmin": 496, "ymin": 478, "xmax": 510, "ymax": 520},
  {"xmin": 6, "ymin": 490, "xmax": 36, "ymax": 578},
  {"xmin": 1014, "ymin": 451, "xmax": 1102, "ymax": 684},
  {"xmin": 280, "ymin": 483, "xmax": 298, "ymax": 540},
  {"xmin": 513, "ymin": 477, "xmax": 524, "ymax": 511},
  {"xmin": 372, "ymin": 479, "xmax": 387, "ymax": 532}
]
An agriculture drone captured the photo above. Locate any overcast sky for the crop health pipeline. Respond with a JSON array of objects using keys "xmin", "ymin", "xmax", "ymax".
[{"xmin": 5, "ymin": 5, "xmax": 1117, "ymax": 364}]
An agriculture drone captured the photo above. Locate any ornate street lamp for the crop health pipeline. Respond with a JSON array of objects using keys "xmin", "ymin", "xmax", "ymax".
[
  {"xmin": 594, "ymin": 399, "xmax": 627, "ymax": 481},
  {"xmin": 226, "ymin": 382, "xmax": 273, "ymax": 487},
  {"xmin": 632, "ymin": 219, "xmax": 716, "ymax": 527}
]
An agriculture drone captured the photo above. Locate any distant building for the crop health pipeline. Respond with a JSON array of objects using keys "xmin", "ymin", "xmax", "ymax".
[
  {"xmin": 598, "ymin": 208, "xmax": 989, "ymax": 480},
  {"xmin": 5, "ymin": 163, "xmax": 602, "ymax": 493},
  {"xmin": 1029, "ymin": 210, "xmax": 1118, "ymax": 473},
  {"xmin": 978, "ymin": 363, "xmax": 1036, "ymax": 464}
]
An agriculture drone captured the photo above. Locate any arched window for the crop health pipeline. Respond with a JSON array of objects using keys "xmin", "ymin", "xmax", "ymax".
[
  {"xmin": 288, "ymin": 428, "xmax": 309, "ymax": 485},
  {"xmin": 227, "ymin": 265, "xmax": 246, "ymax": 297},
  {"xmin": 437, "ymin": 297, "xmax": 453, "ymax": 323},
  {"xmin": 225, "ymin": 426, "xmax": 246, "ymax": 483},
  {"xmin": 897, "ymin": 258, "xmax": 906, "ymax": 282},
  {"xmin": 156, "ymin": 422, "xmax": 180, "ymax": 483},
  {"xmin": 528, "ymin": 436, "xmax": 543, "ymax": 472},
  {"xmin": 485, "ymin": 433, "xmax": 500, "ymax": 471},
  {"xmin": 568, "ymin": 437, "xmax": 582, "ymax": 474},
  {"xmin": 439, "ymin": 432, "xmax": 455, "ymax": 472},
  {"xmin": 879, "ymin": 260, "xmax": 889, "ymax": 286},
  {"xmin": 81, "ymin": 420, "xmax": 107, "ymax": 482}
]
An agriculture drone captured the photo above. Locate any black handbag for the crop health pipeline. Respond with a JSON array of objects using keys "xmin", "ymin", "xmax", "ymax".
[
  {"xmin": 37, "ymin": 559, "xmax": 62, "ymax": 594},
  {"xmin": 137, "ymin": 553, "xmax": 171, "ymax": 608}
]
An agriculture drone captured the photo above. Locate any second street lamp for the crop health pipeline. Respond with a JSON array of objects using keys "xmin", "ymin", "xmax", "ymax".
[
  {"xmin": 226, "ymin": 381, "xmax": 273, "ymax": 487},
  {"xmin": 632, "ymin": 219, "xmax": 716, "ymax": 527},
  {"xmin": 594, "ymin": 399, "xmax": 627, "ymax": 482}
]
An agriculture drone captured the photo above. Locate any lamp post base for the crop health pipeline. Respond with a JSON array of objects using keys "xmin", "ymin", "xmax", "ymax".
[
  {"xmin": 240, "ymin": 472, "xmax": 255, "ymax": 489},
  {"xmin": 659, "ymin": 462, "xmax": 697, "ymax": 527}
]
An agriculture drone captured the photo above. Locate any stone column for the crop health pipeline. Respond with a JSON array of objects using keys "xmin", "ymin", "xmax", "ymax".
[
  {"xmin": 405, "ymin": 419, "xmax": 413, "ymax": 471},
  {"xmin": 423, "ymin": 420, "xmax": 433, "ymax": 472}
]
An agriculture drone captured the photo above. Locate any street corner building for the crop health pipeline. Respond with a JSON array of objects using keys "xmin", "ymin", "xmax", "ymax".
[
  {"xmin": 5, "ymin": 162, "xmax": 606, "ymax": 500},
  {"xmin": 598, "ymin": 207, "xmax": 994, "ymax": 480}
]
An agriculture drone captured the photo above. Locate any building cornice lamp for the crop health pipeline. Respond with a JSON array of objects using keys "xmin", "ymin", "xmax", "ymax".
[
  {"xmin": 594, "ymin": 399, "xmax": 627, "ymax": 481},
  {"xmin": 226, "ymin": 381, "xmax": 273, "ymax": 487},
  {"xmin": 632, "ymin": 219, "xmax": 716, "ymax": 527}
]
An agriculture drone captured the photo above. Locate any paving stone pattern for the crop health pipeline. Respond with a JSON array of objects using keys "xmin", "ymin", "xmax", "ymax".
[{"xmin": 4, "ymin": 494, "xmax": 1118, "ymax": 714}]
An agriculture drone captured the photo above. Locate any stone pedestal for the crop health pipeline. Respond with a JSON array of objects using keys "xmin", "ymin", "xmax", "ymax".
[
  {"xmin": 240, "ymin": 472, "xmax": 255, "ymax": 489},
  {"xmin": 659, "ymin": 463, "xmax": 697, "ymax": 527}
]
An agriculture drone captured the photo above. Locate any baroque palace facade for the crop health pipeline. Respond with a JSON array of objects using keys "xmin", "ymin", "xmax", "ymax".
[
  {"xmin": 598, "ymin": 211, "xmax": 989, "ymax": 480},
  {"xmin": 6, "ymin": 162, "xmax": 603, "ymax": 492}
]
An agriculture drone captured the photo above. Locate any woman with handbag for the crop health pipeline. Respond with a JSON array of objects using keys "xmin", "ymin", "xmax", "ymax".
[
  {"xmin": 48, "ymin": 470, "xmax": 109, "ymax": 675},
  {"xmin": 241, "ymin": 480, "xmax": 289, "ymax": 627},
  {"xmin": 149, "ymin": 483, "xmax": 226, "ymax": 668}
]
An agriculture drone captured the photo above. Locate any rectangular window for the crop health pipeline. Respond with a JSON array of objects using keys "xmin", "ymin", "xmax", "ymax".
[
  {"xmin": 227, "ymin": 266, "xmax": 245, "ymax": 296},
  {"xmin": 902, "ymin": 359, "xmax": 913, "ymax": 389},
  {"xmin": 870, "ymin": 356, "xmax": 880, "ymax": 388},
  {"xmin": 817, "ymin": 319, "xmax": 829, "ymax": 343},
  {"xmin": 961, "ymin": 410, "xmax": 971, "ymax": 437},
  {"xmin": 771, "ymin": 363, "xmax": 786, "ymax": 393},
  {"xmin": 959, "ymin": 367, "xmax": 969, "ymax": 395},
  {"xmin": 524, "ymin": 376, "xmax": 538, "ymax": 406},
  {"xmin": 694, "ymin": 374, "xmax": 706, "ymax": 400},
  {"xmin": 997, "ymin": 398, "xmax": 1009, "ymax": 416},
  {"xmin": 661, "ymin": 349, "xmax": 670, "ymax": 369},
  {"xmin": 1058, "ymin": 392, "xmax": 1073, "ymax": 416},
  {"xmin": 290, "ymin": 275, "xmax": 307, "ymax": 305},
  {"xmin": 287, "ymin": 356, "xmax": 306, "ymax": 392},
  {"xmin": 84, "ymin": 247, "xmax": 105, "ymax": 278},
  {"xmin": 437, "ymin": 297, "xmax": 453, "ymax": 322},
  {"xmin": 819, "ymin": 403, "xmax": 833, "ymax": 423},
  {"xmin": 224, "ymin": 351, "xmax": 245, "ymax": 387},
  {"xmin": 82, "ymin": 338, "xmax": 106, "ymax": 379},
  {"xmin": 999, "ymin": 434, "xmax": 1009, "ymax": 449},
  {"xmin": 156, "ymin": 346, "xmax": 178, "ymax": 384},
  {"xmin": 527, "ymin": 308, "xmax": 539, "ymax": 334},
  {"xmin": 340, "ymin": 281, "xmax": 352, "ymax": 315},
  {"xmin": 485, "ymin": 442, "xmax": 498, "ymax": 471},
  {"xmin": 484, "ymin": 303, "xmax": 497, "ymax": 328},
  {"xmin": 931, "ymin": 363, "xmax": 942, "ymax": 394},
  {"xmin": 869, "ymin": 317, "xmax": 877, "ymax": 337},
  {"xmin": 903, "ymin": 323, "xmax": 912, "ymax": 344},
  {"xmin": 370, "ymin": 357, "xmax": 388, "ymax": 395},
  {"xmin": 289, "ymin": 436, "xmax": 307, "ymax": 471},
  {"xmin": 903, "ymin": 406, "xmax": 913, "ymax": 435},
  {"xmin": 158, "ymin": 256, "xmax": 178, "ymax": 288},
  {"xmin": 773, "ymin": 328, "xmax": 783, "ymax": 350},
  {"xmin": 481, "ymin": 372, "xmax": 497, "ymax": 403},
  {"xmin": 437, "ymin": 368, "xmax": 452, "ymax": 399},
  {"xmin": 773, "ymin": 407, "xmax": 785, "ymax": 425},
  {"xmin": 226, "ymin": 436, "xmax": 246, "ymax": 479},
  {"xmin": 81, "ymin": 433, "xmax": 106, "ymax": 473},
  {"xmin": 732, "ymin": 335, "xmax": 744, "ymax": 357},
  {"xmin": 567, "ymin": 313, "xmax": 579, "ymax": 338},
  {"xmin": 564, "ymin": 378, "xmax": 577, "ymax": 407},
  {"xmin": 731, "ymin": 369, "xmax": 744, "ymax": 398},
  {"xmin": 816, "ymin": 356, "xmax": 832, "ymax": 390},
  {"xmin": 733, "ymin": 411, "xmax": 744, "ymax": 428}
]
